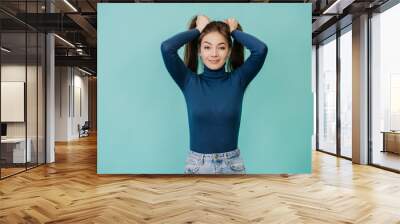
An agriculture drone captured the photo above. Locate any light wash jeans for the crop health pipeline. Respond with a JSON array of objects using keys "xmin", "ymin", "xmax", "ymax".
[{"xmin": 184, "ymin": 148, "xmax": 246, "ymax": 174}]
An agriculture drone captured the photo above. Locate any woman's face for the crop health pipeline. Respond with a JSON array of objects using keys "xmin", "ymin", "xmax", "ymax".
[{"xmin": 199, "ymin": 31, "xmax": 230, "ymax": 70}]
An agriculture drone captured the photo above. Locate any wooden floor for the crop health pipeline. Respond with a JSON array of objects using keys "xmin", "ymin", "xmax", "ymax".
[
  {"xmin": 1, "ymin": 163, "xmax": 46, "ymax": 178},
  {"xmin": 1, "ymin": 135, "xmax": 400, "ymax": 223},
  {"xmin": 0, "ymin": 167, "xmax": 26, "ymax": 178},
  {"xmin": 373, "ymin": 150, "xmax": 400, "ymax": 171}
]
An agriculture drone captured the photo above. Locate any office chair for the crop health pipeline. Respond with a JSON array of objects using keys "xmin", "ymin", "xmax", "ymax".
[{"xmin": 79, "ymin": 121, "xmax": 90, "ymax": 138}]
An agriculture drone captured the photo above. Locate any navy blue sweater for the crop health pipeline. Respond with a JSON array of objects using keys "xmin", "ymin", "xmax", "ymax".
[{"xmin": 161, "ymin": 28, "xmax": 268, "ymax": 154}]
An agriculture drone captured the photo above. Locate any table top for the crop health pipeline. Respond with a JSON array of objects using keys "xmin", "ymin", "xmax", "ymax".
[
  {"xmin": 381, "ymin": 131, "xmax": 400, "ymax": 134},
  {"xmin": 1, "ymin": 138, "xmax": 30, "ymax": 143}
]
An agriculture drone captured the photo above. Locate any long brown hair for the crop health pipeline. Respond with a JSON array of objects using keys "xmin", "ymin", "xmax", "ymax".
[{"xmin": 184, "ymin": 16, "xmax": 244, "ymax": 73}]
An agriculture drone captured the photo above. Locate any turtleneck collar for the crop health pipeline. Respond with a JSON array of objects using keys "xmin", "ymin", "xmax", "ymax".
[{"xmin": 202, "ymin": 64, "xmax": 227, "ymax": 79}]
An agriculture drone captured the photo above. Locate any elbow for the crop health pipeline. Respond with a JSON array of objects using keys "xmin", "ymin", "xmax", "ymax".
[
  {"xmin": 253, "ymin": 43, "xmax": 268, "ymax": 58},
  {"xmin": 160, "ymin": 41, "xmax": 171, "ymax": 54},
  {"xmin": 260, "ymin": 43, "xmax": 268, "ymax": 57}
]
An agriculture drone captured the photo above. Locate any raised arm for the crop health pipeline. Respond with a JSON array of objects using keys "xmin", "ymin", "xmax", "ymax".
[
  {"xmin": 160, "ymin": 28, "xmax": 200, "ymax": 90},
  {"xmin": 231, "ymin": 29, "xmax": 268, "ymax": 89}
]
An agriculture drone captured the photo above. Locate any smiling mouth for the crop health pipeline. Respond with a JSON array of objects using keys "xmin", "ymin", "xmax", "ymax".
[{"xmin": 208, "ymin": 60, "xmax": 220, "ymax": 64}]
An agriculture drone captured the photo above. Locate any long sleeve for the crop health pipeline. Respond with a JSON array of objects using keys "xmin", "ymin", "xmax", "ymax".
[
  {"xmin": 161, "ymin": 28, "xmax": 201, "ymax": 90},
  {"xmin": 231, "ymin": 29, "xmax": 268, "ymax": 89}
]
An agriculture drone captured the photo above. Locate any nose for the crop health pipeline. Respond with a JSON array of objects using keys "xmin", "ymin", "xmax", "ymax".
[{"xmin": 211, "ymin": 48, "xmax": 218, "ymax": 57}]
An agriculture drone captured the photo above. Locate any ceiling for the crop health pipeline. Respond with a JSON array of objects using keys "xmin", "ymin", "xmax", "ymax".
[{"xmin": 0, "ymin": 0, "xmax": 391, "ymax": 75}]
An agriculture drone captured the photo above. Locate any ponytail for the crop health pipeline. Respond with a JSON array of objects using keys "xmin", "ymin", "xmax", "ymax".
[
  {"xmin": 228, "ymin": 23, "xmax": 244, "ymax": 72},
  {"xmin": 184, "ymin": 16, "xmax": 199, "ymax": 73}
]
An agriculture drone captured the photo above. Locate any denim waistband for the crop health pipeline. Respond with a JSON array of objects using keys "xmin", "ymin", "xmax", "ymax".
[{"xmin": 189, "ymin": 148, "xmax": 240, "ymax": 159}]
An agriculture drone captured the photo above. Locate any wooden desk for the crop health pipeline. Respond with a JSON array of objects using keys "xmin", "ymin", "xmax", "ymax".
[{"xmin": 381, "ymin": 131, "xmax": 400, "ymax": 154}]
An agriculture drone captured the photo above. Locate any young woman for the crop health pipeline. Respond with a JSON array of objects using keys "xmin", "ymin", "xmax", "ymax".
[{"xmin": 161, "ymin": 15, "xmax": 268, "ymax": 174}]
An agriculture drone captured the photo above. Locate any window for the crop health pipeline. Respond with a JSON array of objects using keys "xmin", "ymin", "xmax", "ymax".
[
  {"xmin": 339, "ymin": 28, "xmax": 352, "ymax": 158},
  {"xmin": 317, "ymin": 36, "xmax": 337, "ymax": 154},
  {"xmin": 371, "ymin": 3, "xmax": 400, "ymax": 171}
]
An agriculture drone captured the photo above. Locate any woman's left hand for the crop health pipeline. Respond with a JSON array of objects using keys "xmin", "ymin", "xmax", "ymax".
[
  {"xmin": 224, "ymin": 18, "xmax": 238, "ymax": 33},
  {"xmin": 196, "ymin": 15, "xmax": 210, "ymax": 33}
]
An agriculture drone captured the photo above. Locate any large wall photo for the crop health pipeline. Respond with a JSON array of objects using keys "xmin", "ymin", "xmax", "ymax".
[{"xmin": 98, "ymin": 3, "xmax": 312, "ymax": 174}]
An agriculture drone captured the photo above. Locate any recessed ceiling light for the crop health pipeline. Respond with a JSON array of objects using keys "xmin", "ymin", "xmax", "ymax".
[
  {"xmin": 322, "ymin": 0, "xmax": 354, "ymax": 15},
  {"xmin": 1, "ymin": 47, "xmax": 11, "ymax": 53},
  {"xmin": 63, "ymin": 0, "xmax": 78, "ymax": 12},
  {"xmin": 54, "ymin": 34, "xmax": 75, "ymax": 48},
  {"xmin": 78, "ymin": 67, "xmax": 93, "ymax": 76}
]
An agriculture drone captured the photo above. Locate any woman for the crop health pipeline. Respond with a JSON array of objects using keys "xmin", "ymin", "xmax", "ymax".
[{"xmin": 161, "ymin": 15, "xmax": 268, "ymax": 174}]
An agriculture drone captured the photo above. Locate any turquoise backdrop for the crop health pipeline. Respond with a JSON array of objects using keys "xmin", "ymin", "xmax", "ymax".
[{"xmin": 98, "ymin": 3, "xmax": 312, "ymax": 174}]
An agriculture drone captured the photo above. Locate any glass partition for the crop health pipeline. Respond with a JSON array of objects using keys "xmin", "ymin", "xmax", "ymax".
[
  {"xmin": 317, "ymin": 35, "xmax": 337, "ymax": 155},
  {"xmin": 339, "ymin": 27, "xmax": 352, "ymax": 158},
  {"xmin": 1, "ymin": 30, "xmax": 28, "ymax": 177},
  {"xmin": 0, "ymin": 1, "xmax": 46, "ymax": 179},
  {"xmin": 371, "ymin": 4, "xmax": 400, "ymax": 171}
]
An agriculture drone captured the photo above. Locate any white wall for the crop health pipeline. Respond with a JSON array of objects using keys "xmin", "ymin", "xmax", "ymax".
[
  {"xmin": 1, "ymin": 65, "xmax": 26, "ymax": 136},
  {"xmin": 70, "ymin": 72, "xmax": 89, "ymax": 139},
  {"xmin": 55, "ymin": 66, "xmax": 69, "ymax": 141},
  {"xmin": 1, "ymin": 63, "xmax": 46, "ymax": 164},
  {"xmin": 55, "ymin": 67, "xmax": 89, "ymax": 141},
  {"xmin": 1, "ymin": 65, "xmax": 41, "ymax": 138}
]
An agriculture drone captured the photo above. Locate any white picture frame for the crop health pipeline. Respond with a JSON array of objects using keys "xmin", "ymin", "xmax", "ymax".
[{"xmin": 1, "ymin": 81, "xmax": 25, "ymax": 122}]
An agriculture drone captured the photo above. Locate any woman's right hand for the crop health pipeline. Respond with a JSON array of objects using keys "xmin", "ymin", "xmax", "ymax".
[
  {"xmin": 196, "ymin": 15, "xmax": 210, "ymax": 33},
  {"xmin": 224, "ymin": 18, "xmax": 238, "ymax": 33}
]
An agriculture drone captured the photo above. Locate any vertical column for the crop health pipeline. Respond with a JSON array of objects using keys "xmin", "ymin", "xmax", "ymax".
[
  {"xmin": 46, "ymin": 1, "xmax": 55, "ymax": 163},
  {"xmin": 337, "ymin": 30, "xmax": 341, "ymax": 156},
  {"xmin": 352, "ymin": 14, "xmax": 369, "ymax": 164}
]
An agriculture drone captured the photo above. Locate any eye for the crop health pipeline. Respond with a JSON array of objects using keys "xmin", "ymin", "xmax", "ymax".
[
  {"xmin": 204, "ymin": 46, "xmax": 210, "ymax": 50},
  {"xmin": 219, "ymin": 47, "xmax": 226, "ymax": 50}
]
